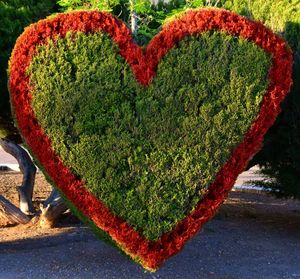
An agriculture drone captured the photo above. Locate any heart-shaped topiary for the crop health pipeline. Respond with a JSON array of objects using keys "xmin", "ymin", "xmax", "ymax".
[{"xmin": 9, "ymin": 9, "xmax": 292, "ymax": 270}]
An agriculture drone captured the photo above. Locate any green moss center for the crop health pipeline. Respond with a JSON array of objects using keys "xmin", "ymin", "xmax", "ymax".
[{"xmin": 28, "ymin": 31, "xmax": 271, "ymax": 240}]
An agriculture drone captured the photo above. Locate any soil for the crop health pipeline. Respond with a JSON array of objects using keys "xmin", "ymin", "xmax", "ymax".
[{"xmin": 0, "ymin": 171, "xmax": 300, "ymax": 279}]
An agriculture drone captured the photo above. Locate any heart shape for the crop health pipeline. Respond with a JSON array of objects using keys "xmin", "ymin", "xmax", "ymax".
[
  {"xmin": 28, "ymin": 28, "xmax": 273, "ymax": 241},
  {"xmin": 9, "ymin": 9, "xmax": 292, "ymax": 270}
]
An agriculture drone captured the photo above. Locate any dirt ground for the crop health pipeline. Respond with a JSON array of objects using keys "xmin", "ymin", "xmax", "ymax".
[{"xmin": 0, "ymin": 171, "xmax": 300, "ymax": 279}]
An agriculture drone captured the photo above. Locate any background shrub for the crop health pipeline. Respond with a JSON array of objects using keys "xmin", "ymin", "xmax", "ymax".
[{"xmin": 0, "ymin": 0, "xmax": 58, "ymax": 140}]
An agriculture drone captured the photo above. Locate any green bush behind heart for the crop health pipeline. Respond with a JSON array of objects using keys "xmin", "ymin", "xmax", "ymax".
[
  {"xmin": 0, "ymin": 0, "xmax": 58, "ymax": 141},
  {"xmin": 28, "ymin": 31, "xmax": 271, "ymax": 240}
]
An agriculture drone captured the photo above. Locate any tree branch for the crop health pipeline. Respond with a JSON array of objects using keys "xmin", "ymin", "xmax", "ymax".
[
  {"xmin": 0, "ymin": 139, "xmax": 36, "ymax": 214},
  {"xmin": 0, "ymin": 195, "xmax": 31, "ymax": 224},
  {"xmin": 39, "ymin": 188, "xmax": 68, "ymax": 228},
  {"xmin": 129, "ymin": 0, "xmax": 138, "ymax": 35}
]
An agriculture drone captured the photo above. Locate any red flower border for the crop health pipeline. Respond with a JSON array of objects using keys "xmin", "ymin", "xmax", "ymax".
[{"xmin": 9, "ymin": 9, "xmax": 293, "ymax": 270}]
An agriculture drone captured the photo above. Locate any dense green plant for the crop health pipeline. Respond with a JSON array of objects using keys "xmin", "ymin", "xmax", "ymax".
[
  {"xmin": 0, "ymin": 0, "xmax": 58, "ymax": 140},
  {"xmin": 57, "ymin": 0, "xmax": 300, "ymax": 43},
  {"xmin": 217, "ymin": 0, "xmax": 300, "ymax": 199},
  {"xmin": 58, "ymin": 0, "xmax": 300, "ymax": 199},
  {"xmin": 28, "ymin": 31, "xmax": 270, "ymax": 240},
  {"xmin": 57, "ymin": 0, "xmax": 190, "ymax": 44}
]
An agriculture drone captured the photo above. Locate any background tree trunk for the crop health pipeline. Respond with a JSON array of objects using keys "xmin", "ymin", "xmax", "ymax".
[
  {"xmin": 129, "ymin": 0, "xmax": 138, "ymax": 35},
  {"xmin": 0, "ymin": 195, "xmax": 30, "ymax": 224},
  {"xmin": 0, "ymin": 139, "xmax": 68, "ymax": 227},
  {"xmin": 39, "ymin": 189, "xmax": 68, "ymax": 228},
  {"xmin": 0, "ymin": 139, "xmax": 36, "ymax": 215}
]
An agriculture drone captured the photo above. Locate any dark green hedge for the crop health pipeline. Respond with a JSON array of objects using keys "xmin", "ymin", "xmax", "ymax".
[
  {"xmin": 244, "ymin": 7, "xmax": 300, "ymax": 199},
  {"xmin": 0, "ymin": 0, "xmax": 58, "ymax": 140},
  {"xmin": 28, "ymin": 31, "xmax": 271, "ymax": 240}
]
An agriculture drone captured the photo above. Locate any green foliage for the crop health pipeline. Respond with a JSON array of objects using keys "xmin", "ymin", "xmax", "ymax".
[
  {"xmin": 159, "ymin": 0, "xmax": 300, "ymax": 200},
  {"xmin": 0, "ymin": 0, "xmax": 58, "ymax": 140},
  {"xmin": 28, "ymin": 31, "xmax": 270, "ymax": 240},
  {"xmin": 57, "ymin": 0, "xmax": 189, "ymax": 43},
  {"xmin": 58, "ymin": 0, "xmax": 300, "ymax": 199},
  {"xmin": 215, "ymin": 0, "xmax": 300, "ymax": 199},
  {"xmin": 58, "ymin": 0, "xmax": 124, "ymax": 12},
  {"xmin": 57, "ymin": 0, "xmax": 300, "ymax": 43}
]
